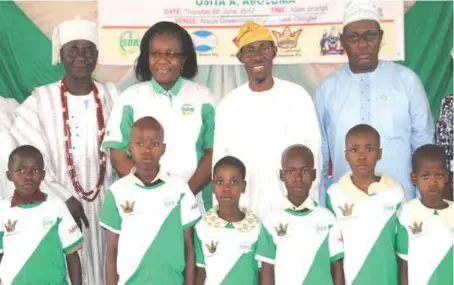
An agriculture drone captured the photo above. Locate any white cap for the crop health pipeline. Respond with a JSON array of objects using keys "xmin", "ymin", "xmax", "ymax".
[
  {"xmin": 52, "ymin": 17, "xmax": 98, "ymax": 65},
  {"xmin": 343, "ymin": 0, "xmax": 383, "ymax": 28}
]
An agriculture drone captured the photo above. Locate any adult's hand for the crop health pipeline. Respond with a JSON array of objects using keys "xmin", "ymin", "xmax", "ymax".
[{"xmin": 66, "ymin": 196, "xmax": 89, "ymax": 230}]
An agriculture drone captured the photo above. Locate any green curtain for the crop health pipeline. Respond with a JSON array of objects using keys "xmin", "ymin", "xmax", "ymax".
[
  {"xmin": 0, "ymin": 2, "xmax": 64, "ymax": 103},
  {"xmin": 398, "ymin": 0, "xmax": 453, "ymax": 117},
  {"xmin": 0, "ymin": 1, "xmax": 452, "ymax": 116}
]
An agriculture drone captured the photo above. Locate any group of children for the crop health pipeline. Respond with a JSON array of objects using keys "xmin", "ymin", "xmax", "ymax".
[{"xmin": 0, "ymin": 118, "xmax": 452, "ymax": 285}]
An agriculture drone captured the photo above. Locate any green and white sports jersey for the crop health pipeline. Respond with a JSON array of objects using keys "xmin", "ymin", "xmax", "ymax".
[
  {"xmin": 102, "ymin": 77, "xmax": 215, "ymax": 211},
  {"xmin": 100, "ymin": 171, "xmax": 201, "ymax": 285},
  {"xmin": 0, "ymin": 193, "xmax": 83, "ymax": 285},
  {"xmin": 326, "ymin": 173, "xmax": 405, "ymax": 285},
  {"xmin": 397, "ymin": 198, "xmax": 454, "ymax": 285},
  {"xmin": 256, "ymin": 197, "xmax": 344, "ymax": 285},
  {"xmin": 194, "ymin": 208, "xmax": 265, "ymax": 285}
]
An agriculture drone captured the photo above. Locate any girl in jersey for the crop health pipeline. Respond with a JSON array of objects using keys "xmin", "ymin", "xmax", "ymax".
[
  {"xmin": 103, "ymin": 21, "xmax": 215, "ymax": 213},
  {"xmin": 397, "ymin": 144, "xmax": 453, "ymax": 285},
  {"xmin": 194, "ymin": 156, "xmax": 272, "ymax": 285}
]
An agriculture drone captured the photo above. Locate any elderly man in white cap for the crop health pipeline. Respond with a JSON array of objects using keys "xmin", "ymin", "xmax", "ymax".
[
  {"xmin": 213, "ymin": 21, "xmax": 322, "ymax": 220},
  {"xmin": 11, "ymin": 18, "xmax": 118, "ymax": 285},
  {"xmin": 316, "ymin": 0, "xmax": 434, "ymax": 202}
]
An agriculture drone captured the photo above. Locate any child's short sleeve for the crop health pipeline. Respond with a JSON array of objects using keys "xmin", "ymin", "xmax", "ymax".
[
  {"xmin": 100, "ymin": 191, "xmax": 122, "ymax": 234},
  {"xmin": 201, "ymin": 103, "xmax": 215, "ymax": 149},
  {"xmin": 57, "ymin": 199, "xmax": 83, "ymax": 254},
  {"xmin": 180, "ymin": 184, "xmax": 201, "ymax": 230},
  {"xmin": 255, "ymin": 225, "xmax": 276, "ymax": 265},
  {"xmin": 396, "ymin": 218, "xmax": 409, "ymax": 260},
  {"xmin": 102, "ymin": 98, "xmax": 133, "ymax": 154},
  {"xmin": 194, "ymin": 227, "xmax": 205, "ymax": 268},
  {"xmin": 328, "ymin": 222, "xmax": 344, "ymax": 262}
]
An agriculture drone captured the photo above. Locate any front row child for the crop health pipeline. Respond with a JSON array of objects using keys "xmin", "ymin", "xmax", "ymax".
[
  {"xmin": 397, "ymin": 144, "xmax": 453, "ymax": 285},
  {"xmin": 100, "ymin": 117, "xmax": 201, "ymax": 285},
  {"xmin": 0, "ymin": 145, "xmax": 83, "ymax": 285},
  {"xmin": 326, "ymin": 124, "xmax": 405, "ymax": 285},
  {"xmin": 256, "ymin": 144, "xmax": 345, "ymax": 285},
  {"xmin": 194, "ymin": 156, "xmax": 272, "ymax": 285}
]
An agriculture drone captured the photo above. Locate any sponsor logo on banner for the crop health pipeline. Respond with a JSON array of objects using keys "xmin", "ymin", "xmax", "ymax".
[
  {"xmin": 119, "ymin": 30, "xmax": 142, "ymax": 56},
  {"xmin": 320, "ymin": 27, "xmax": 344, "ymax": 55},
  {"xmin": 272, "ymin": 26, "xmax": 302, "ymax": 49},
  {"xmin": 192, "ymin": 30, "xmax": 218, "ymax": 52}
]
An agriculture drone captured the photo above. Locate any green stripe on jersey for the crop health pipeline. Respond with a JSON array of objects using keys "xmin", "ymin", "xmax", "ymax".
[
  {"xmin": 12, "ymin": 218, "xmax": 68, "ymax": 285},
  {"xmin": 351, "ymin": 214, "xmax": 398, "ymax": 285},
  {"xmin": 303, "ymin": 235, "xmax": 334, "ymax": 285},
  {"xmin": 125, "ymin": 195, "xmax": 186, "ymax": 285},
  {"xmin": 219, "ymin": 240, "xmax": 259, "ymax": 285},
  {"xmin": 428, "ymin": 247, "xmax": 453, "ymax": 285}
]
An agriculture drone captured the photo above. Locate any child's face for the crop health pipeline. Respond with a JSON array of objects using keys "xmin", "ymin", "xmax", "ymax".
[
  {"xmin": 128, "ymin": 127, "xmax": 165, "ymax": 171},
  {"xmin": 7, "ymin": 154, "xmax": 45, "ymax": 196},
  {"xmin": 411, "ymin": 161, "xmax": 447, "ymax": 200},
  {"xmin": 213, "ymin": 165, "xmax": 245, "ymax": 207},
  {"xmin": 345, "ymin": 133, "xmax": 382, "ymax": 176},
  {"xmin": 280, "ymin": 154, "xmax": 315, "ymax": 200}
]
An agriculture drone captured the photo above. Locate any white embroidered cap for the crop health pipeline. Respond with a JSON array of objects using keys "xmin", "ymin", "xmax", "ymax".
[
  {"xmin": 52, "ymin": 17, "xmax": 98, "ymax": 65},
  {"xmin": 343, "ymin": 0, "xmax": 383, "ymax": 28}
]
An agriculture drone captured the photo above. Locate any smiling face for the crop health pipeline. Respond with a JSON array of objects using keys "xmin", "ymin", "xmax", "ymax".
[
  {"xmin": 60, "ymin": 40, "xmax": 98, "ymax": 79},
  {"xmin": 237, "ymin": 40, "xmax": 276, "ymax": 84},
  {"xmin": 341, "ymin": 20, "xmax": 383, "ymax": 73},
  {"xmin": 148, "ymin": 33, "xmax": 186, "ymax": 86}
]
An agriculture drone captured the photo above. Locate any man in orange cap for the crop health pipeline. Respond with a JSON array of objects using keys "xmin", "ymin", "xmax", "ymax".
[{"xmin": 213, "ymin": 21, "xmax": 322, "ymax": 220}]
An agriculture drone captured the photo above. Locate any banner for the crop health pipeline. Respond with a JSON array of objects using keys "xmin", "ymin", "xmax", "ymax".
[{"xmin": 98, "ymin": 0, "xmax": 404, "ymax": 66}]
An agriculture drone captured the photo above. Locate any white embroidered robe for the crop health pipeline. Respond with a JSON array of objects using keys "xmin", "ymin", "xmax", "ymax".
[{"xmin": 10, "ymin": 81, "xmax": 119, "ymax": 285}]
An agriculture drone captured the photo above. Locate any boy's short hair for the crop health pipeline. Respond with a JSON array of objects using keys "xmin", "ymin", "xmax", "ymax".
[
  {"xmin": 412, "ymin": 144, "xmax": 446, "ymax": 172},
  {"xmin": 345, "ymin": 124, "xmax": 381, "ymax": 146},
  {"xmin": 8, "ymin": 145, "xmax": 44, "ymax": 169},
  {"xmin": 213, "ymin": 156, "xmax": 246, "ymax": 180}
]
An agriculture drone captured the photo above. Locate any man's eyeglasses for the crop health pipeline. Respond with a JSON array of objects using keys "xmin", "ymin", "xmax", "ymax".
[
  {"xmin": 149, "ymin": 51, "xmax": 184, "ymax": 62},
  {"xmin": 344, "ymin": 31, "xmax": 380, "ymax": 43},
  {"xmin": 241, "ymin": 44, "xmax": 275, "ymax": 58}
]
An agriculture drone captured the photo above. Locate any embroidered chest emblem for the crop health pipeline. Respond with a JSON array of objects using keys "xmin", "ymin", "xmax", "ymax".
[
  {"xmin": 181, "ymin": 104, "xmax": 195, "ymax": 116},
  {"xmin": 408, "ymin": 221, "xmax": 423, "ymax": 235},
  {"xmin": 120, "ymin": 201, "xmax": 135, "ymax": 214},
  {"xmin": 274, "ymin": 223, "xmax": 288, "ymax": 237},
  {"xmin": 205, "ymin": 241, "xmax": 219, "ymax": 254},
  {"xmin": 5, "ymin": 219, "xmax": 17, "ymax": 233},
  {"xmin": 339, "ymin": 203, "xmax": 354, "ymax": 216}
]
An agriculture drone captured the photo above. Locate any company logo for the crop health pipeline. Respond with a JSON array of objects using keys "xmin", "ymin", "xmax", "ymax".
[
  {"xmin": 119, "ymin": 30, "xmax": 142, "ymax": 55},
  {"xmin": 191, "ymin": 30, "xmax": 218, "ymax": 52},
  {"xmin": 272, "ymin": 26, "xmax": 302, "ymax": 49},
  {"xmin": 320, "ymin": 27, "xmax": 344, "ymax": 56}
]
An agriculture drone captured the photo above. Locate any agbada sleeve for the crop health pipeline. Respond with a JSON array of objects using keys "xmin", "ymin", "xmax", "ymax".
[{"xmin": 11, "ymin": 91, "xmax": 72, "ymax": 201}]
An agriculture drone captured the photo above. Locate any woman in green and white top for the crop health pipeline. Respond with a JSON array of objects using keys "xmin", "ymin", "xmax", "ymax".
[{"xmin": 103, "ymin": 21, "xmax": 215, "ymax": 212}]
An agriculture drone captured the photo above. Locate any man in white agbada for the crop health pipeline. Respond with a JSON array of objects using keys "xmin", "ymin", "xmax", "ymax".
[
  {"xmin": 0, "ymin": 98, "xmax": 19, "ymax": 199},
  {"xmin": 213, "ymin": 21, "xmax": 322, "ymax": 220},
  {"xmin": 11, "ymin": 19, "xmax": 118, "ymax": 285}
]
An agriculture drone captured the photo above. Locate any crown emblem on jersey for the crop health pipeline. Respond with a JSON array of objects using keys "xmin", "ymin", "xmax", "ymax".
[
  {"xmin": 205, "ymin": 241, "xmax": 218, "ymax": 254},
  {"xmin": 408, "ymin": 221, "xmax": 423, "ymax": 235},
  {"xmin": 339, "ymin": 203, "xmax": 354, "ymax": 216},
  {"xmin": 120, "ymin": 201, "xmax": 135, "ymax": 214},
  {"xmin": 274, "ymin": 223, "xmax": 288, "ymax": 237},
  {"xmin": 272, "ymin": 26, "xmax": 302, "ymax": 49},
  {"xmin": 4, "ymin": 219, "xmax": 17, "ymax": 233}
]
